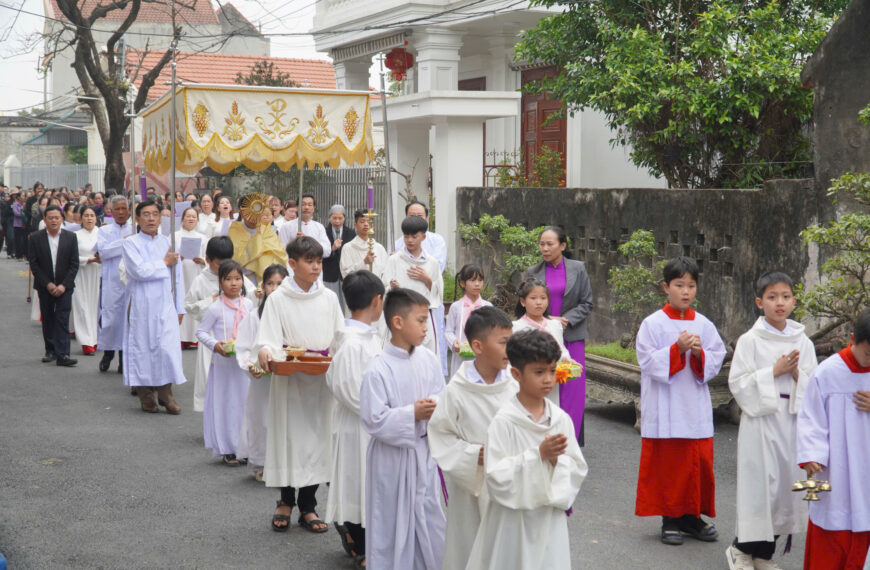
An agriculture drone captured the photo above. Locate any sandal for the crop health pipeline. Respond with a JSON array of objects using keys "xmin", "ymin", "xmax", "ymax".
[
  {"xmin": 353, "ymin": 554, "xmax": 366, "ymax": 569},
  {"xmin": 677, "ymin": 515, "xmax": 718, "ymax": 542},
  {"xmin": 271, "ymin": 500, "xmax": 291, "ymax": 532},
  {"xmin": 222, "ymin": 454, "xmax": 241, "ymax": 467},
  {"xmin": 298, "ymin": 512, "xmax": 328, "ymax": 534},
  {"xmin": 334, "ymin": 522, "xmax": 356, "ymax": 557}
]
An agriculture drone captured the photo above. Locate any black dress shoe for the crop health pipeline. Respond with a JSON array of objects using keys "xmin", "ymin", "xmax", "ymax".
[
  {"xmin": 41, "ymin": 351, "xmax": 57, "ymax": 363},
  {"xmin": 99, "ymin": 357, "xmax": 111, "ymax": 372},
  {"xmin": 56, "ymin": 356, "xmax": 78, "ymax": 367}
]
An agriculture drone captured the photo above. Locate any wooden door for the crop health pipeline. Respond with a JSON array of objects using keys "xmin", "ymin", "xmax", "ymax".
[{"xmin": 521, "ymin": 66, "xmax": 566, "ymax": 184}]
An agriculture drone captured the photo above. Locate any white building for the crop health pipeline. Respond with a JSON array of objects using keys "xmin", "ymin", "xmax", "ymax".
[{"xmin": 312, "ymin": 0, "xmax": 665, "ymax": 267}]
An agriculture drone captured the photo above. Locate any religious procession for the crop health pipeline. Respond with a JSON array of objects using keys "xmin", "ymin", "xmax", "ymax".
[{"xmin": 2, "ymin": 0, "xmax": 870, "ymax": 568}]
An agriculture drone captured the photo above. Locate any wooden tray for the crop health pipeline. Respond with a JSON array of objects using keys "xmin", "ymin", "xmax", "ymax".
[{"xmin": 271, "ymin": 355, "xmax": 332, "ymax": 376}]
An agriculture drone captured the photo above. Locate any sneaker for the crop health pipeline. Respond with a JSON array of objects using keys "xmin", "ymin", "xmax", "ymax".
[
  {"xmin": 726, "ymin": 545, "xmax": 754, "ymax": 570},
  {"xmin": 752, "ymin": 559, "xmax": 782, "ymax": 570}
]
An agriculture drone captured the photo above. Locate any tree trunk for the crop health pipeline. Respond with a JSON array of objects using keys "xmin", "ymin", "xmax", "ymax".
[{"xmin": 104, "ymin": 144, "xmax": 126, "ymax": 194}]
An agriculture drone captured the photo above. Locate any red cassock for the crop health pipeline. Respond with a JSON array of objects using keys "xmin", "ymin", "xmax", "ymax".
[
  {"xmin": 635, "ymin": 437, "xmax": 716, "ymax": 518},
  {"xmin": 804, "ymin": 519, "xmax": 870, "ymax": 570}
]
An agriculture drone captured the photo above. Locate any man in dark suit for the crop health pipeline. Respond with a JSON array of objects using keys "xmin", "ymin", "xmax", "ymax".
[
  {"xmin": 323, "ymin": 204, "xmax": 356, "ymax": 313},
  {"xmin": 27, "ymin": 205, "xmax": 79, "ymax": 366}
]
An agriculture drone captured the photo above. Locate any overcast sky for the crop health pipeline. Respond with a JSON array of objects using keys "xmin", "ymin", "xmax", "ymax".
[{"xmin": 0, "ymin": 0, "xmax": 325, "ymax": 115}]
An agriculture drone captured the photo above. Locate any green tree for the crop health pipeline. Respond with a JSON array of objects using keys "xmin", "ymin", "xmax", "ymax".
[
  {"xmin": 65, "ymin": 146, "xmax": 88, "ymax": 164},
  {"xmin": 235, "ymin": 60, "xmax": 298, "ymax": 87},
  {"xmin": 796, "ymin": 106, "xmax": 870, "ymax": 340},
  {"xmin": 608, "ymin": 230, "xmax": 666, "ymax": 345},
  {"xmin": 515, "ymin": 0, "xmax": 844, "ymax": 188}
]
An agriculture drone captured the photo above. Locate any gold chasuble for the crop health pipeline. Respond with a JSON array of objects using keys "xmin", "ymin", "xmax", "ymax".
[{"xmin": 228, "ymin": 220, "xmax": 287, "ymax": 283}]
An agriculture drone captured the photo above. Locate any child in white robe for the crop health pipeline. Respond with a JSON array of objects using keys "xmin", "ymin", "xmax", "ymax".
[
  {"xmin": 635, "ymin": 257, "xmax": 727, "ymax": 546},
  {"xmin": 176, "ymin": 207, "xmax": 207, "ymax": 348},
  {"xmin": 184, "ymin": 236, "xmax": 255, "ymax": 413},
  {"xmin": 340, "ymin": 209, "xmax": 388, "ymax": 280},
  {"xmin": 196, "ymin": 260, "xmax": 253, "ymax": 466},
  {"xmin": 726, "ymin": 272, "xmax": 817, "ymax": 570},
  {"xmin": 466, "ymin": 329, "xmax": 588, "ymax": 570},
  {"xmin": 252, "ymin": 236, "xmax": 344, "ymax": 534},
  {"xmin": 360, "ymin": 288, "xmax": 446, "ymax": 569},
  {"xmin": 235, "ymin": 264, "xmax": 288, "ymax": 480},
  {"xmin": 797, "ymin": 309, "xmax": 870, "ymax": 570},
  {"xmin": 444, "ymin": 264, "xmax": 492, "ymax": 375},
  {"xmin": 325, "ymin": 270, "xmax": 386, "ymax": 568},
  {"xmin": 428, "ymin": 306, "xmax": 517, "ymax": 570},
  {"xmin": 382, "ymin": 216, "xmax": 443, "ymax": 358}
]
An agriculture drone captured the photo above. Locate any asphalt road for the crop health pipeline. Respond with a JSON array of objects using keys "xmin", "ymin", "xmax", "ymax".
[{"xmin": 0, "ymin": 257, "xmax": 807, "ymax": 569}]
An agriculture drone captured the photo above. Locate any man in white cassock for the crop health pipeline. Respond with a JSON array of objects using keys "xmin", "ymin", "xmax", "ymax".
[
  {"xmin": 360, "ymin": 288, "xmax": 446, "ymax": 570},
  {"xmin": 395, "ymin": 200, "xmax": 448, "ymax": 375},
  {"xmin": 340, "ymin": 209, "xmax": 388, "ymax": 280},
  {"xmin": 253, "ymin": 236, "xmax": 344, "ymax": 533},
  {"xmin": 121, "ymin": 200, "xmax": 186, "ymax": 414},
  {"xmin": 277, "ymin": 193, "xmax": 331, "ymax": 255},
  {"xmin": 96, "ymin": 195, "xmax": 133, "ymax": 374}
]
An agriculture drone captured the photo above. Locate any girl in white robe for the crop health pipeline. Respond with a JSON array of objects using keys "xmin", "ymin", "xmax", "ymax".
[
  {"xmin": 444, "ymin": 264, "xmax": 491, "ymax": 375},
  {"xmin": 728, "ymin": 307, "xmax": 817, "ymax": 564},
  {"xmin": 175, "ymin": 208, "xmax": 207, "ymax": 346},
  {"xmin": 196, "ymin": 260, "xmax": 253, "ymax": 465},
  {"xmin": 72, "ymin": 207, "xmax": 101, "ymax": 354},
  {"xmin": 235, "ymin": 264, "xmax": 288, "ymax": 479}
]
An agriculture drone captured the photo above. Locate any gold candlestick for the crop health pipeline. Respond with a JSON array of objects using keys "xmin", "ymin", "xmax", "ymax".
[
  {"xmin": 792, "ymin": 473, "xmax": 831, "ymax": 501},
  {"xmin": 364, "ymin": 209, "xmax": 378, "ymax": 271}
]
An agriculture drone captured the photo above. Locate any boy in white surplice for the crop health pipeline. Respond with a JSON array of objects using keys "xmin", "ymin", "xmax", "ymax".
[
  {"xmin": 726, "ymin": 271, "xmax": 817, "ymax": 570},
  {"xmin": 253, "ymin": 236, "xmax": 344, "ymax": 534}
]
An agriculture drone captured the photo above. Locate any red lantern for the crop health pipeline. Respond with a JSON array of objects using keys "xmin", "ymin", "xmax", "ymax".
[{"xmin": 384, "ymin": 47, "xmax": 414, "ymax": 82}]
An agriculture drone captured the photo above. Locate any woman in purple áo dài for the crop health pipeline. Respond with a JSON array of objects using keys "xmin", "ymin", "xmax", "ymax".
[{"xmin": 526, "ymin": 226, "xmax": 593, "ymax": 444}]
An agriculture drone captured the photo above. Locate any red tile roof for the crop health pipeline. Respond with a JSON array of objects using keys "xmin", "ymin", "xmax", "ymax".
[
  {"xmin": 46, "ymin": 0, "xmax": 220, "ymax": 25},
  {"xmin": 126, "ymin": 50, "xmax": 337, "ymax": 101}
]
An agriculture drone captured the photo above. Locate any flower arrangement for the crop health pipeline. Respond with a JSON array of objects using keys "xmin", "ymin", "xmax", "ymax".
[
  {"xmin": 459, "ymin": 341, "xmax": 475, "ymax": 358},
  {"xmin": 555, "ymin": 361, "xmax": 583, "ymax": 384}
]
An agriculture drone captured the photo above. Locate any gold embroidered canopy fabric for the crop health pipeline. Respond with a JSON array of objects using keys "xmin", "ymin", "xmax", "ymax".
[{"xmin": 142, "ymin": 85, "xmax": 375, "ymax": 175}]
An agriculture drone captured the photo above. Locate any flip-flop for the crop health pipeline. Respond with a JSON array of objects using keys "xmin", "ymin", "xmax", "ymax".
[
  {"xmin": 353, "ymin": 554, "xmax": 366, "ymax": 569},
  {"xmin": 661, "ymin": 528, "xmax": 684, "ymax": 545},
  {"xmin": 271, "ymin": 501, "xmax": 291, "ymax": 532},
  {"xmin": 298, "ymin": 512, "xmax": 328, "ymax": 534}
]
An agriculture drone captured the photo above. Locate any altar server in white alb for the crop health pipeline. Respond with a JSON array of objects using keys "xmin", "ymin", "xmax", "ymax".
[
  {"xmin": 72, "ymin": 206, "xmax": 101, "ymax": 355},
  {"xmin": 428, "ymin": 306, "xmax": 516, "ymax": 570},
  {"xmin": 395, "ymin": 200, "xmax": 449, "ymax": 375},
  {"xmin": 466, "ymin": 329, "xmax": 588, "ymax": 570},
  {"xmin": 176, "ymin": 207, "xmax": 207, "ymax": 348},
  {"xmin": 253, "ymin": 236, "xmax": 344, "ymax": 534},
  {"xmin": 725, "ymin": 271, "xmax": 817, "ymax": 570},
  {"xmin": 360, "ymin": 288, "xmax": 446, "ymax": 570},
  {"xmin": 382, "ymin": 216, "xmax": 443, "ymax": 357},
  {"xmin": 325, "ymin": 270, "xmax": 386, "ymax": 568},
  {"xmin": 797, "ymin": 310, "xmax": 870, "ymax": 570},
  {"xmin": 185, "ymin": 236, "xmax": 256, "ymax": 413},
  {"xmin": 96, "ymin": 195, "xmax": 133, "ymax": 374},
  {"xmin": 634, "ymin": 257, "xmax": 727, "ymax": 546},
  {"xmin": 277, "ymin": 193, "xmax": 331, "ymax": 256},
  {"xmin": 196, "ymin": 260, "xmax": 254, "ymax": 467},
  {"xmin": 235, "ymin": 263, "xmax": 288, "ymax": 480},
  {"xmin": 121, "ymin": 199, "xmax": 186, "ymax": 415},
  {"xmin": 340, "ymin": 209, "xmax": 388, "ymax": 280}
]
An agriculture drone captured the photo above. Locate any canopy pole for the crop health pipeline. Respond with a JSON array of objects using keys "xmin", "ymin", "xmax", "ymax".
[
  {"xmin": 298, "ymin": 162, "xmax": 305, "ymax": 225},
  {"xmin": 168, "ymin": 19, "xmax": 178, "ymax": 299},
  {"xmin": 379, "ymin": 55, "xmax": 395, "ymax": 251}
]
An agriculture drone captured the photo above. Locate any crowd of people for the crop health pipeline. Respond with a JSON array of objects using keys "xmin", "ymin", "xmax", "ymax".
[{"xmin": 1, "ymin": 179, "xmax": 869, "ymax": 570}]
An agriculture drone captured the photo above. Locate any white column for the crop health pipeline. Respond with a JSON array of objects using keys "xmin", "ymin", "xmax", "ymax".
[
  {"xmin": 432, "ymin": 117, "xmax": 484, "ymax": 268},
  {"xmin": 413, "ymin": 28, "xmax": 463, "ymax": 92},
  {"xmin": 333, "ymin": 59, "xmax": 371, "ymax": 91}
]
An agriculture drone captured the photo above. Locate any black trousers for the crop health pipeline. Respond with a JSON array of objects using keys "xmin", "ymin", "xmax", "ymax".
[
  {"xmin": 280, "ymin": 485, "xmax": 318, "ymax": 513},
  {"xmin": 734, "ymin": 536, "xmax": 778, "ymax": 560},
  {"xmin": 14, "ymin": 227, "xmax": 26, "ymax": 259},
  {"xmin": 102, "ymin": 350, "xmax": 122, "ymax": 363},
  {"xmin": 1, "ymin": 224, "xmax": 13, "ymax": 256},
  {"xmin": 345, "ymin": 522, "xmax": 365, "ymax": 556},
  {"xmin": 37, "ymin": 288, "xmax": 72, "ymax": 357}
]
